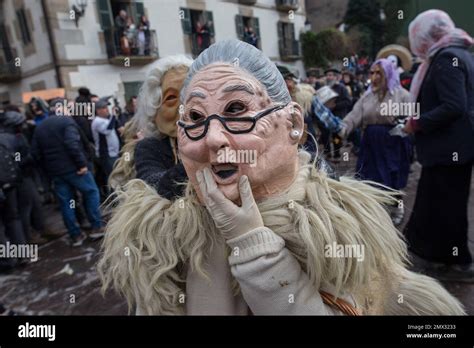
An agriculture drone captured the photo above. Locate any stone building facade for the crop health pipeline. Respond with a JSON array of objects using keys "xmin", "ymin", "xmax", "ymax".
[{"xmin": 0, "ymin": 0, "xmax": 307, "ymax": 106}]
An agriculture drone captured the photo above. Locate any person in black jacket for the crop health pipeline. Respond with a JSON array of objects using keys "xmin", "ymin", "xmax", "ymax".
[
  {"xmin": 73, "ymin": 88, "xmax": 95, "ymax": 144},
  {"xmin": 31, "ymin": 100, "xmax": 104, "ymax": 247},
  {"xmin": 1, "ymin": 109, "xmax": 55, "ymax": 246},
  {"xmin": 0, "ymin": 111, "xmax": 28, "ymax": 271},
  {"xmin": 403, "ymin": 10, "xmax": 474, "ymax": 281}
]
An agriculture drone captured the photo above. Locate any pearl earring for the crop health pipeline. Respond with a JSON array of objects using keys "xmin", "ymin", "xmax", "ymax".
[{"xmin": 290, "ymin": 130, "xmax": 300, "ymax": 139}]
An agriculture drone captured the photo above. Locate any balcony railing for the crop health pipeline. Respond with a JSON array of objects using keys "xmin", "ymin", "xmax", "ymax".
[
  {"xmin": 279, "ymin": 38, "xmax": 301, "ymax": 61},
  {"xmin": 238, "ymin": 0, "xmax": 257, "ymax": 5},
  {"xmin": 0, "ymin": 61, "xmax": 21, "ymax": 83},
  {"xmin": 276, "ymin": 0, "xmax": 299, "ymax": 11},
  {"xmin": 103, "ymin": 27, "xmax": 159, "ymax": 65}
]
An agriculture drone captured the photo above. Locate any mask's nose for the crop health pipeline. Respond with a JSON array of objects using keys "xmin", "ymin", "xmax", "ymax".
[{"xmin": 205, "ymin": 118, "xmax": 230, "ymax": 153}]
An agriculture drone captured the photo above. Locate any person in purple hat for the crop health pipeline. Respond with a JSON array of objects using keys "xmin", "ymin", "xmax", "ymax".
[{"xmin": 314, "ymin": 58, "xmax": 413, "ymax": 225}]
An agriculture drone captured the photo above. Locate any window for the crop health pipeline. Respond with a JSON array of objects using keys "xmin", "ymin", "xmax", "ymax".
[
  {"xmin": 180, "ymin": 8, "xmax": 215, "ymax": 57},
  {"xmin": 0, "ymin": 24, "xmax": 14, "ymax": 61},
  {"xmin": 277, "ymin": 21, "xmax": 300, "ymax": 59},
  {"xmin": 16, "ymin": 8, "xmax": 31, "ymax": 45},
  {"xmin": 235, "ymin": 15, "xmax": 260, "ymax": 49},
  {"xmin": 124, "ymin": 81, "xmax": 142, "ymax": 103},
  {"xmin": 276, "ymin": 0, "xmax": 299, "ymax": 9},
  {"xmin": 97, "ymin": 0, "xmax": 155, "ymax": 58}
]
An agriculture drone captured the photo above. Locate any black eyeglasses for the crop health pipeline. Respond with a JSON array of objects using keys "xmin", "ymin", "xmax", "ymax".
[{"xmin": 177, "ymin": 104, "xmax": 287, "ymax": 141}]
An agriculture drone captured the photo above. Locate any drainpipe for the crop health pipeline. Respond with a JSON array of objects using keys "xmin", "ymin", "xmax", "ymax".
[{"xmin": 40, "ymin": 0, "xmax": 62, "ymax": 87}]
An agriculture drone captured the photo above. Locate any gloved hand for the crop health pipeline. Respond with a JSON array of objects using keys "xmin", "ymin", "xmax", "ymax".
[{"xmin": 196, "ymin": 167, "xmax": 264, "ymax": 240}]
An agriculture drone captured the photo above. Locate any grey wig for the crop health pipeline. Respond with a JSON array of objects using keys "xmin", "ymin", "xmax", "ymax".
[
  {"xmin": 135, "ymin": 54, "xmax": 193, "ymax": 137},
  {"xmin": 180, "ymin": 39, "xmax": 291, "ymax": 105}
]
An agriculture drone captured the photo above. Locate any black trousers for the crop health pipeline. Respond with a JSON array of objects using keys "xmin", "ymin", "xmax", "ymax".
[
  {"xmin": 404, "ymin": 162, "xmax": 473, "ymax": 265},
  {"xmin": 0, "ymin": 187, "xmax": 26, "ymax": 267},
  {"xmin": 18, "ymin": 176, "xmax": 45, "ymax": 239}
]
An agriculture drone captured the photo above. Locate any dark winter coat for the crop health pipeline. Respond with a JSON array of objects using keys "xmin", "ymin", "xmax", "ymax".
[
  {"xmin": 415, "ymin": 46, "xmax": 474, "ymax": 167},
  {"xmin": 31, "ymin": 115, "xmax": 89, "ymax": 176}
]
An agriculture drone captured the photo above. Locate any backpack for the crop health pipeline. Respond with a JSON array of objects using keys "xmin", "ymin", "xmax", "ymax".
[{"xmin": 0, "ymin": 142, "xmax": 21, "ymax": 189}]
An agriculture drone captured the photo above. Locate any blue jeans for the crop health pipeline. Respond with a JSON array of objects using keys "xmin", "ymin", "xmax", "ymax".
[{"xmin": 52, "ymin": 171, "xmax": 102, "ymax": 237}]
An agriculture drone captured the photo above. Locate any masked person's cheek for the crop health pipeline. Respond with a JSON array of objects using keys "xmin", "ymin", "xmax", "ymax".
[
  {"xmin": 179, "ymin": 137, "xmax": 209, "ymax": 165},
  {"xmin": 156, "ymin": 105, "xmax": 180, "ymax": 137}
]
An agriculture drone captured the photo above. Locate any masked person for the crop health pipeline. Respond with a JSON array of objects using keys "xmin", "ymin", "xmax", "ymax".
[
  {"xmin": 99, "ymin": 40, "xmax": 464, "ymax": 315},
  {"xmin": 108, "ymin": 55, "xmax": 193, "ymax": 200},
  {"xmin": 312, "ymin": 59, "xmax": 412, "ymax": 226}
]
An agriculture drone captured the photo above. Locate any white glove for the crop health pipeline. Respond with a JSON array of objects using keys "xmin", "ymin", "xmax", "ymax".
[
  {"xmin": 388, "ymin": 123, "xmax": 409, "ymax": 137},
  {"xmin": 196, "ymin": 167, "xmax": 264, "ymax": 240}
]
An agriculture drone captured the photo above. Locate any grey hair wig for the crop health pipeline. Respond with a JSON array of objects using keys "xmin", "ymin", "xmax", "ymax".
[
  {"xmin": 180, "ymin": 39, "xmax": 291, "ymax": 105},
  {"xmin": 135, "ymin": 54, "xmax": 193, "ymax": 137}
]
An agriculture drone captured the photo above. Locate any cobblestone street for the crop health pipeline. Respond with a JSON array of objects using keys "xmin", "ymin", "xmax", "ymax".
[{"xmin": 1, "ymin": 153, "xmax": 473, "ymax": 315}]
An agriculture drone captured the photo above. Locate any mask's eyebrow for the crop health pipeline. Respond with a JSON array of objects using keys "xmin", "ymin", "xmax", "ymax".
[
  {"xmin": 186, "ymin": 91, "xmax": 206, "ymax": 103},
  {"xmin": 222, "ymin": 84, "xmax": 255, "ymax": 95}
]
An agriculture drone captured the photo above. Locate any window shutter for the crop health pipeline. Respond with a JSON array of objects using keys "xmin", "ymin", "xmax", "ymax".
[
  {"xmin": 96, "ymin": 0, "xmax": 112, "ymax": 29},
  {"xmin": 180, "ymin": 8, "xmax": 192, "ymax": 35},
  {"xmin": 0, "ymin": 24, "xmax": 13, "ymax": 61},
  {"xmin": 135, "ymin": 2, "xmax": 145, "ymax": 20},
  {"xmin": 289, "ymin": 23, "xmax": 296, "ymax": 55},
  {"xmin": 235, "ymin": 15, "xmax": 244, "ymax": 39},
  {"xmin": 124, "ymin": 82, "xmax": 143, "ymax": 102},
  {"xmin": 277, "ymin": 21, "xmax": 284, "ymax": 39},
  {"xmin": 16, "ymin": 9, "xmax": 31, "ymax": 45},
  {"xmin": 205, "ymin": 11, "xmax": 214, "ymax": 37},
  {"xmin": 253, "ymin": 17, "xmax": 260, "ymax": 37},
  {"xmin": 253, "ymin": 17, "xmax": 260, "ymax": 48},
  {"xmin": 277, "ymin": 21, "xmax": 284, "ymax": 57},
  {"xmin": 289, "ymin": 23, "xmax": 295, "ymax": 39}
]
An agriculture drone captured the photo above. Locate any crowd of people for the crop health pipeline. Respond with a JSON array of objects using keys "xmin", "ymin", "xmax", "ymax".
[
  {"xmin": 115, "ymin": 9, "xmax": 152, "ymax": 56},
  {"xmin": 0, "ymin": 88, "xmax": 137, "ymax": 274},
  {"xmin": 0, "ymin": 9, "xmax": 473, "ymax": 316}
]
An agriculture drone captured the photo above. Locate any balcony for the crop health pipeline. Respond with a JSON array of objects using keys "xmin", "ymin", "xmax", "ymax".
[
  {"xmin": 103, "ymin": 28, "xmax": 159, "ymax": 66},
  {"xmin": 0, "ymin": 61, "xmax": 21, "ymax": 83},
  {"xmin": 279, "ymin": 38, "xmax": 301, "ymax": 61},
  {"xmin": 276, "ymin": 0, "xmax": 299, "ymax": 12},
  {"xmin": 238, "ymin": 0, "xmax": 257, "ymax": 5}
]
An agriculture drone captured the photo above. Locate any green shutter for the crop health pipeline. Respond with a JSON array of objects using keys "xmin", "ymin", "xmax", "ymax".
[
  {"xmin": 253, "ymin": 17, "xmax": 260, "ymax": 37},
  {"xmin": 288, "ymin": 23, "xmax": 295, "ymax": 40},
  {"xmin": 277, "ymin": 21, "xmax": 285, "ymax": 56},
  {"xmin": 0, "ymin": 24, "xmax": 14, "ymax": 61},
  {"xmin": 205, "ymin": 11, "xmax": 214, "ymax": 37},
  {"xmin": 135, "ymin": 2, "xmax": 145, "ymax": 20},
  {"xmin": 235, "ymin": 15, "xmax": 244, "ymax": 39},
  {"xmin": 96, "ymin": 0, "xmax": 112, "ymax": 29},
  {"xmin": 253, "ymin": 17, "xmax": 260, "ymax": 48},
  {"xmin": 124, "ymin": 82, "xmax": 143, "ymax": 102},
  {"xmin": 180, "ymin": 7, "xmax": 192, "ymax": 35},
  {"xmin": 277, "ymin": 21, "xmax": 284, "ymax": 37},
  {"xmin": 16, "ymin": 9, "xmax": 31, "ymax": 44}
]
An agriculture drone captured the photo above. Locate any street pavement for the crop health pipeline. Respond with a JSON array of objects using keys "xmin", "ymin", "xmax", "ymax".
[{"xmin": 0, "ymin": 150, "xmax": 472, "ymax": 315}]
